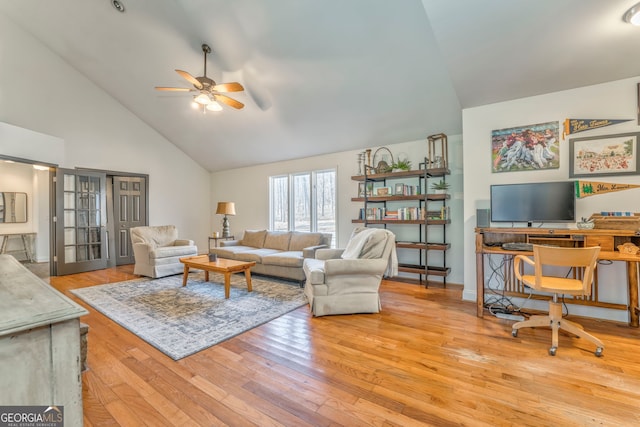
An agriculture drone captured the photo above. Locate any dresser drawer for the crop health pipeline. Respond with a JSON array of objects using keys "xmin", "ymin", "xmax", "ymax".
[{"xmin": 584, "ymin": 235, "xmax": 614, "ymax": 251}]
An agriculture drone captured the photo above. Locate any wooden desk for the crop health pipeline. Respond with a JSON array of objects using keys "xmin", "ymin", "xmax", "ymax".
[{"xmin": 475, "ymin": 227, "xmax": 640, "ymax": 327}]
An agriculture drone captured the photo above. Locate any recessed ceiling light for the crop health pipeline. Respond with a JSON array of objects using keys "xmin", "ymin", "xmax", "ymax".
[
  {"xmin": 112, "ymin": 0, "xmax": 125, "ymax": 13},
  {"xmin": 624, "ymin": 2, "xmax": 640, "ymax": 25}
]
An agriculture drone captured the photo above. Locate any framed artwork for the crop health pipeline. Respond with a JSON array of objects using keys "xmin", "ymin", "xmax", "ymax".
[
  {"xmin": 491, "ymin": 121, "xmax": 560, "ymax": 173},
  {"xmin": 394, "ymin": 183, "xmax": 404, "ymax": 195},
  {"xmin": 637, "ymin": 83, "xmax": 640, "ymax": 124},
  {"xmin": 569, "ymin": 132, "xmax": 640, "ymax": 178}
]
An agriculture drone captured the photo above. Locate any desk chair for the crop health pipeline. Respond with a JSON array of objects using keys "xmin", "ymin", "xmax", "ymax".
[{"xmin": 512, "ymin": 245, "xmax": 604, "ymax": 357}]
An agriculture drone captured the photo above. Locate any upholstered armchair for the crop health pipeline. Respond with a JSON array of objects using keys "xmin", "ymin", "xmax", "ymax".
[
  {"xmin": 302, "ymin": 227, "xmax": 398, "ymax": 316},
  {"xmin": 130, "ymin": 225, "xmax": 198, "ymax": 278}
]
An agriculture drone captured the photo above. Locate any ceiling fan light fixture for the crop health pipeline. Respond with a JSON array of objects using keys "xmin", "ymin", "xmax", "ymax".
[
  {"xmin": 206, "ymin": 101, "xmax": 223, "ymax": 112},
  {"xmin": 194, "ymin": 93, "xmax": 211, "ymax": 105},
  {"xmin": 624, "ymin": 2, "xmax": 640, "ymax": 25}
]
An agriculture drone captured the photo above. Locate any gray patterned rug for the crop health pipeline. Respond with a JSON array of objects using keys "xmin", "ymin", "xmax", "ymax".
[{"xmin": 71, "ymin": 271, "xmax": 307, "ymax": 360}]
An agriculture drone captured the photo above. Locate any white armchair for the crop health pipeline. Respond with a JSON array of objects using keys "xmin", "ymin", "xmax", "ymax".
[
  {"xmin": 302, "ymin": 227, "xmax": 398, "ymax": 316},
  {"xmin": 130, "ymin": 225, "xmax": 198, "ymax": 278}
]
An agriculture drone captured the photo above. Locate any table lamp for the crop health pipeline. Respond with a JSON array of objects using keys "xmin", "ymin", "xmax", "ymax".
[{"xmin": 216, "ymin": 202, "xmax": 236, "ymax": 238}]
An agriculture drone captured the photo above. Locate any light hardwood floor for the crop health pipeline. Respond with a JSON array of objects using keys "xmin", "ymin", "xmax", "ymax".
[{"xmin": 49, "ymin": 266, "xmax": 640, "ymax": 426}]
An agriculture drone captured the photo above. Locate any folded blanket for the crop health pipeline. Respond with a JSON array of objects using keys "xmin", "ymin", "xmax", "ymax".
[{"xmin": 341, "ymin": 227, "xmax": 379, "ymax": 259}]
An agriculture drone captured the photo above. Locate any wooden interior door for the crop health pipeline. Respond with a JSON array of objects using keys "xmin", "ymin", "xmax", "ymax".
[
  {"xmin": 112, "ymin": 176, "xmax": 147, "ymax": 265},
  {"xmin": 54, "ymin": 169, "xmax": 107, "ymax": 275}
]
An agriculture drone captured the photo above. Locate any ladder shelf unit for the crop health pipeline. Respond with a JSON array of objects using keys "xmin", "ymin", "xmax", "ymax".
[{"xmin": 351, "ymin": 159, "xmax": 450, "ymax": 286}]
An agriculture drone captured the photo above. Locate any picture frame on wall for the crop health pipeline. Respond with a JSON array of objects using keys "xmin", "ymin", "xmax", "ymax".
[
  {"xmin": 637, "ymin": 82, "xmax": 640, "ymax": 125},
  {"xmin": 569, "ymin": 132, "xmax": 640, "ymax": 178},
  {"xmin": 491, "ymin": 121, "xmax": 560, "ymax": 173}
]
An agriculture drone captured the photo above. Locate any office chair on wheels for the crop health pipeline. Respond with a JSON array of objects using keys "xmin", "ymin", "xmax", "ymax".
[{"xmin": 512, "ymin": 245, "xmax": 604, "ymax": 357}]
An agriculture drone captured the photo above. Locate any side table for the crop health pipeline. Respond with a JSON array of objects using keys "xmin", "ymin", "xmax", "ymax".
[{"xmin": 209, "ymin": 235, "xmax": 235, "ymax": 251}]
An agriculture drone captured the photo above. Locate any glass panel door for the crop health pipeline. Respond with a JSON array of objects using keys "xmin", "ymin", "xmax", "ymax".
[{"xmin": 55, "ymin": 169, "xmax": 107, "ymax": 275}]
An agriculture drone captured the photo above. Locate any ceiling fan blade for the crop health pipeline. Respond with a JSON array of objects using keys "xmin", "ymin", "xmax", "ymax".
[
  {"xmin": 212, "ymin": 82, "xmax": 244, "ymax": 92},
  {"xmin": 175, "ymin": 69, "xmax": 203, "ymax": 89},
  {"xmin": 154, "ymin": 87, "xmax": 193, "ymax": 92},
  {"xmin": 215, "ymin": 95, "xmax": 244, "ymax": 109}
]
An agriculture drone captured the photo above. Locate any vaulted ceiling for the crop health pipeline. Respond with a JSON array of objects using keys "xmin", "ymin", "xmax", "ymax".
[{"xmin": 1, "ymin": 0, "xmax": 640, "ymax": 172}]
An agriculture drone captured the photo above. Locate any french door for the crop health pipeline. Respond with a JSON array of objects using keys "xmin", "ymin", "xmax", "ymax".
[{"xmin": 54, "ymin": 169, "xmax": 107, "ymax": 275}]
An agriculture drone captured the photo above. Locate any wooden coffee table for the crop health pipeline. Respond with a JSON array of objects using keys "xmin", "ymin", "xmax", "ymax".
[{"xmin": 180, "ymin": 255, "xmax": 256, "ymax": 299}]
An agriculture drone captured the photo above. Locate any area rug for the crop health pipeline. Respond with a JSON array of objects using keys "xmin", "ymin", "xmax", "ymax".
[{"xmin": 71, "ymin": 271, "xmax": 307, "ymax": 360}]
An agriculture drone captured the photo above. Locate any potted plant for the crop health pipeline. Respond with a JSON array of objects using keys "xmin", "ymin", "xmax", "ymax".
[
  {"xmin": 430, "ymin": 179, "xmax": 450, "ymax": 194},
  {"xmin": 391, "ymin": 158, "xmax": 412, "ymax": 172}
]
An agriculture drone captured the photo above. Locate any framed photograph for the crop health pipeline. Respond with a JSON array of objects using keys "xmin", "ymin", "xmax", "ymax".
[
  {"xmin": 394, "ymin": 183, "xmax": 404, "ymax": 195},
  {"xmin": 376, "ymin": 187, "xmax": 390, "ymax": 196},
  {"xmin": 358, "ymin": 182, "xmax": 373, "ymax": 197},
  {"xmin": 491, "ymin": 121, "xmax": 560, "ymax": 173},
  {"xmin": 569, "ymin": 132, "xmax": 640, "ymax": 178}
]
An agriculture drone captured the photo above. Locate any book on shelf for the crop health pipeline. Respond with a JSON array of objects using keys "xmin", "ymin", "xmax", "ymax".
[
  {"xmin": 393, "ymin": 184, "xmax": 421, "ymax": 196},
  {"xmin": 359, "ymin": 207, "xmax": 386, "ymax": 220},
  {"xmin": 397, "ymin": 207, "xmax": 425, "ymax": 220}
]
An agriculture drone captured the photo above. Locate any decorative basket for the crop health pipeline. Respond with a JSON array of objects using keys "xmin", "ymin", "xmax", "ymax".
[
  {"xmin": 577, "ymin": 221, "xmax": 595, "ymax": 229},
  {"xmin": 372, "ymin": 147, "xmax": 394, "ymax": 174}
]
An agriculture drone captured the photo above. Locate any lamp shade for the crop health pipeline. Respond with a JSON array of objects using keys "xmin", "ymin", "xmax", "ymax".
[{"xmin": 216, "ymin": 202, "xmax": 236, "ymax": 216}]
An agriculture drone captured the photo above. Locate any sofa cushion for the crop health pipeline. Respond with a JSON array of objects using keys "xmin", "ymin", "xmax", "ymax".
[
  {"xmin": 262, "ymin": 251, "xmax": 304, "ymax": 268},
  {"xmin": 210, "ymin": 245, "xmax": 256, "ymax": 260},
  {"xmin": 264, "ymin": 231, "xmax": 291, "ymax": 251},
  {"xmin": 151, "ymin": 245, "xmax": 197, "ymax": 258},
  {"xmin": 241, "ymin": 230, "xmax": 267, "ymax": 248},
  {"xmin": 233, "ymin": 248, "xmax": 280, "ymax": 263},
  {"xmin": 289, "ymin": 232, "xmax": 323, "ymax": 251}
]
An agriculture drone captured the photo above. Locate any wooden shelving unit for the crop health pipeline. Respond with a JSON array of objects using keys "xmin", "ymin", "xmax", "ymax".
[{"xmin": 351, "ymin": 144, "xmax": 451, "ymax": 286}]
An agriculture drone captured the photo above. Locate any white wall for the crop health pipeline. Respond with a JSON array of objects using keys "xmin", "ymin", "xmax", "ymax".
[
  {"xmin": 211, "ymin": 135, "xmax": 465, "ymax": 285},
  {"xmin": 463, "ymin": 76, "xmax": 640, "ymax": 322},
  {"xmin": 0, "ymin": 14, "xmax": 211, "ymax": 253}
]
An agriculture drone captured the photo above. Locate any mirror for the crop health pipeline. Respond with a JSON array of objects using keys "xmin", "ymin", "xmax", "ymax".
[{"xmin": 0, "ymin": 192, "xmax": 28, "ymax": 223}]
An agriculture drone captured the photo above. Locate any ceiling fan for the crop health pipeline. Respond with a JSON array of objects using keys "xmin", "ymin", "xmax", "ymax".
[{"xmin": 155, "ymin": 44, "xmax": 244, "ymax": 112}]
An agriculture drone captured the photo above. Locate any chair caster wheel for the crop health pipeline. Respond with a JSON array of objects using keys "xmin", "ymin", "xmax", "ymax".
[
  {"xmin": 512, "ymin": 329, "xmax": 518, "ymax": 337},
  {"xmin": 595, "ymin": 347, "xmax": 603, "ymax": 357},
  {"xmin": 549, "ymin": 347, "xmax": 557, "ymax": 356}
]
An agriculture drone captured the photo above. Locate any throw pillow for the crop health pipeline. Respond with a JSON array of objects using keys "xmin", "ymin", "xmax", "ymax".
[
  {"xmin": 241, "ymin": 230, "xmax": 267, "ymax": 248},
  {"xmin": 264, "ymin": 232, "xmax": 291, "ymax": 251}
]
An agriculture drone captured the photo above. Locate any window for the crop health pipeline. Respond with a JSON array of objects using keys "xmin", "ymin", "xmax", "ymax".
[{"xmin": 269, "ymin": 169, "xmax": 336, "ymax": 244}]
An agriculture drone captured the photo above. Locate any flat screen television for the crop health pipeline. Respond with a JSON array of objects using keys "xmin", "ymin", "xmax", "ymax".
[{"xmin": 490, "ymin": 181, "xmax": 576, "ymax": 226}]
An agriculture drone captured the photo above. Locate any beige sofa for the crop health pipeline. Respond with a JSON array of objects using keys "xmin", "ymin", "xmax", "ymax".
[
  {"xmin": 210, "ymin": 230, "xmax": 332, "ymax": 282},
  {"xmin": 130, "ymin": 225, "xmax": 198, "ymax": 278}
]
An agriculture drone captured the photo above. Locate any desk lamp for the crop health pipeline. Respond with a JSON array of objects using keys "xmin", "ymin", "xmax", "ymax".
[{"xmin": 216, "ymin": 202, "xmax": 236, "ymax": 238}]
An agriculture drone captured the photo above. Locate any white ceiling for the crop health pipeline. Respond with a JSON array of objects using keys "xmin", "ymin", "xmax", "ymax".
[{"xmin": 1, "ymin": 0, "xmax": 640, "ymax": 172}]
